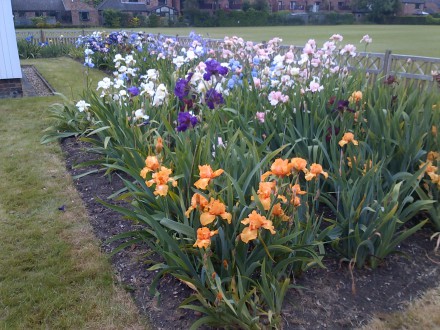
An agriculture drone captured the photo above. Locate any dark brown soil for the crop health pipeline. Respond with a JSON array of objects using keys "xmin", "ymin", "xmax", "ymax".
[{"xmin": 61, "ymin": 137, "xmax": 440, "ymax": 330}]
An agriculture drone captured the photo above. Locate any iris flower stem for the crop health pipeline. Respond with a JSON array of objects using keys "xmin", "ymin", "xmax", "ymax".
[
  {"xmin": 337, "ymin": 148, "xmax": 343, "ymax": 214},
  {"xmin": 258, "ymin": 232, "xmax": 275, "ymax": 263}
]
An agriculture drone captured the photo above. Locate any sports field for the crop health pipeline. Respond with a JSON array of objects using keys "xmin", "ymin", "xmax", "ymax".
[{"xmin": 143, "ymin": 25, "xmax": 440, "ymax": 58}]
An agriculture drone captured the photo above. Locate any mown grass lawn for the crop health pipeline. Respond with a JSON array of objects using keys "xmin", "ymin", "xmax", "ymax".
[
  {"xmin": 0, "ymin": 58, "xmax": 148, "ymax": 329},
  {"xmin": 18, "ymin": 25, "xmax": 440, "ymax": 58},
  {"xmin": 1, "ymin": 57, "xmax": 438, "ymax": 329},
  {"xmin": 131, "ymin": 25, "xmax": 440, "ymax": 58}
]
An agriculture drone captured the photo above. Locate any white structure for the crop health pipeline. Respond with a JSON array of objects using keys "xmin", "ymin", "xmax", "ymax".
[{"xmin": 0, "ymin": 0, "xmax": 22, "ymax": 97}]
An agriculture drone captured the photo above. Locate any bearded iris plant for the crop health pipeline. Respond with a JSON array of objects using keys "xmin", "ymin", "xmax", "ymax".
[{"xmin": 47, "ymin": 31, "xmax": 440, "ymax": 329}]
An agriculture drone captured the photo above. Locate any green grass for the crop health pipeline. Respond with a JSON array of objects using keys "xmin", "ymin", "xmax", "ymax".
[
  {"xmin": 146, "ymin": 25, "xmax": 440, "ymax": 58},
  {"xmin": 0, "ymin": 58, "xmax": 147, "ymax": 329},
  {"xmin": 19, "ymin": 25, "xmax": 440, "ymax": 57}
]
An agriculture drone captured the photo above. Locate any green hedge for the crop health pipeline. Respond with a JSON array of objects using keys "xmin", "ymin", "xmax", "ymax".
[
  {"xmin": 385, "ymin": 15, "xmax": 440, "ymax": 25},
  {"xmin": 191, "ymin": 10, "xmax": 354, "ymax": 27}
]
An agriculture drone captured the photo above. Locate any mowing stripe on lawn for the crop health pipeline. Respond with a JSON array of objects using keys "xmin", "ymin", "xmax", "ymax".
[{"xmin": 0, "ymin": 58, "xmax": 148, "ymax": 329}]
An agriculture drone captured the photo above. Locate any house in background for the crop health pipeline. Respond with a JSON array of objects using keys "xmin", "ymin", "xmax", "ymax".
[
  {"xmin": 1, "ymin": 0, "xmax": 22, "ymax": 98},
  {"xmin": 400, "ymin": 0, "xmax": 427, "ymax": 15},
  {"xmin": 97, "ymin": 0, "xmax": 179, "ymax": 22},
  {"xmin": 270, "ymin": 0, "xmax": 352, "ymax": 13},
  {"xmin": 62, "ymin": 0, "xmax": 100, "ymax": 25},
  {"xmin": 424, "ymin": 0, "xmax": 440, "ymax": 14},
  {"xmin": 11, "ymin": 0, "xmax": 99, "ymax": 27}
]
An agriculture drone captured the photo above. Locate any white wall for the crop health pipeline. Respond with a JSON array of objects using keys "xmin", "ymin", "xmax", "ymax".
[{"xmin": 0, "ymin": 0, "xmax": 22, "ymax": 79}]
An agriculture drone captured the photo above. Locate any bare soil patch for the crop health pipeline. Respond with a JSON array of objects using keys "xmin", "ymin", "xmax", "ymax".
[{"xmin": 61, "ymin": 137, "xmax": 440, "ymax": 329}]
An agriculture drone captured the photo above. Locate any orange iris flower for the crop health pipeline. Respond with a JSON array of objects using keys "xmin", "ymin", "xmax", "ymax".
[
  {"xmin": 155, "ymin": 137, "xmax": 163, "ymax": 154},
  {"xmin": 193, "ymin": 227, "xmax": 218, "ymax": 249},
  {"xmin": 200, "ymin": 198, "xmax": 232, "ymax": 226},
  {"xmin": 420, "ymin": 161, "xmax": 440, "ymax": 188},
  {"xmin": 271, "ymin": 203, "xmax": 289, "ymax": 221},
  {"xmin": 290, "ymin": 157, "xmax": 308, "ymax": 173},
  {"xmin": 257, "ymin": 181, "xmax": 276, "ymax": 210},
  {"xmin": 185, "ymin": 193, "xmax": 209, "ymax": 218},
  {"xmin": 349, "ymin": 91, "xmax": 363, "ymax": 103},
  {"xmin": 290, "ymin": 183, "xmax": 307, "ymax": 206},
  {"xmin": 140, "ymin": 155, "xmax": 160, "ymax": 178},
  {"xmin": 240, "ymin": 211, "xmax": 276, "ymax": 243},
  {"xmin": 146, "ymin": 166, "xmax": 178, "ymax": 196},
  {"xmin": 339, "ymin": 132, "xmax": 359, "ymax": 147},
  {"xmin": 305, "ymin": 163, "xmax": 329, "ymax": 181},
  {"xmin": 270, "ymin": 158, "xmax": 292, "ymax": 177},
  {"xmin": 194, "ymin": 165, "xmax": 224, "ymax": 190},
  {"xmin": 261, "ymin": 158, "xmax": 293, "ymax": 180},
  {"xmin": 427, "ymin": 151, "xmax": 439, "ymax": 162}
]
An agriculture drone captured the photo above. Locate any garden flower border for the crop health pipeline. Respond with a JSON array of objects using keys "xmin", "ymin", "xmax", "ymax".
[
  {"xmin": 44, "ymin": 31, "xmax": 440, "ymax": 329},
  {"xmin": 62, "ymin": 137, "xmax": 440, "ymax": 329}
]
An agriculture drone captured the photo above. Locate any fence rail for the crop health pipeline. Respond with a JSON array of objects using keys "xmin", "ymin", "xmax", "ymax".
[{"xmin": 16, "ymin": 30, "xmax": 440, "ymax": 88}]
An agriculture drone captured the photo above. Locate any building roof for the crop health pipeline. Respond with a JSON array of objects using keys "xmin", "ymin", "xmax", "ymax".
[
  {"xmin": 11, "ymin": 0, "xmax": 66, "ymax": 11},
  {"xmin": 150, "ymin": 5, "xmax": 176, "ymax": 12},
  {"xmin": 97, "ymin": 0, "xmax": 148, "ymax": 11},
  {"xmin": 62, "ymin": 0, "xmax": 96, "ymax": 11}
]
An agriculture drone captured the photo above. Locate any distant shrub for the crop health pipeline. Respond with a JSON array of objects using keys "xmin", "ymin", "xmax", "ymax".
[
  {"xmin": 385, "ymin": 16, "xmax": 429, "ymax": 25},
  {"xmin": 324, "ymin": 12, "xmax": 355, "ymax": 24},
  {"xmin": 148, "ymin": 14, "xmax": 160, "ymax": 27},
  {"xmin": 426, "ymin": 15, "xmax": 440, "ymax": 25},
  {"xmin": 31, "ymin": 16, "xmax": 47, "ymax": 26},
  {"xmin": 268, "ymin": 11, "xmax": 306, "ymax": 25},
  {"xmin": 103, "ymin": 9, "xmax": 121, "ymax": 27}
]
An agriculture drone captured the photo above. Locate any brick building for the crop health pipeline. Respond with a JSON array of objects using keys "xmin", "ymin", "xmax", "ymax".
[
  {"xmin": 400, "ymin": 0, "xmax": 426, "ymax": 14},
  {"xmin": 97, "ymin": 0, "xmax": 179, "ymax": 21},
  {"xmin": 11, "ymin": 0, "xmax": 99, "ymax": 27}
]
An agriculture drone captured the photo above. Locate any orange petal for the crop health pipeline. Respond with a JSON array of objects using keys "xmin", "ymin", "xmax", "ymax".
[
  {"xmin": 261, "ymin": 171, "xmax": 272, "ymax": 181},
  {"xmin": 200, "ymin": 213, "xmax": 216, "ymax": 226},
  {"xmin": 262, "ymin": 220, "xmax": 276, "ymax": 234},
  {"xmin": 220, "ymin": 212, "xmax": 232, "ymax": 224},
  {"xmin": 240, "ymin": 227, "xmax": 258, "ymax": 243},
  {"xmin": 154, "ymin": 184, "xmax": 169, "ymax": 196},
  {"xmin": 193, "ymin": 239, "xmax": 211, "ymax": 249},
  {"xmin": 212, "ymin": 169, "xmax": 224, "ymax": 178},
  {"xmin": 260, "ymin": 197, "xmax": 271, "ymax": 210},
  {"xmin": 194, "ymin": 178, "xmax": 211, "ymax": 190},
  {"xmin": 338, "ymin": 140, "xmax": 348, "ymax": 147}
]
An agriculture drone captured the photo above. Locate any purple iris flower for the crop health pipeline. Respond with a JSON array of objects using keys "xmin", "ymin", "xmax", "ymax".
[
  {"xmin": 174, "ymin": 73, "xmax": 194, "ymax": 100},
  {"xmin": 326, "ymin": 126, "xmax": 340, "ymax": 142},
  {"xmin": 174, "ymin": 78, "xmax": 189, "ymax": 100},
  {"xmin": 203, "ymin": 59, "xmax": 229, "ymax": 81},
  {"xmin": 329, "ymin": 97, "xmax": 354, "ymax": 114},
  {"xmin": 177, "ymin": 111, "xmax": 198, "ymax": 132},
  {"xmin": 127, "ymin": 86, "xmax": 140, "ymax": 97},
  {"xmin": 335, "ymin": 100, "xmax": 355, "ymax": 113},
  {"xmin": 205, "ymin": 88, "xmax": 224, "ymax": 110}
]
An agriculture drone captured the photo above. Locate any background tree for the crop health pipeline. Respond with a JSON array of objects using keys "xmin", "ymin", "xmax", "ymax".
[
  {"xmin": 351, "ymin": 0, "xmax": 401, "ymax": 22},
  {"xmin": 182, "ymin": 0, "xmax": 201, "ymax": 25}
]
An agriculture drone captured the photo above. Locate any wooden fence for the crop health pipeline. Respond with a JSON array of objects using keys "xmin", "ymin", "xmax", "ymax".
[
  {"xmin": 16, "ymin": 30, "xmax": 440, "ymax": 88},
  {"xmin": 16, "ymin": 30, "xmax": 96, "ymax": 45}
]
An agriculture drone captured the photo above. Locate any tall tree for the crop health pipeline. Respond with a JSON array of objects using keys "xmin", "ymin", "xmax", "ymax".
[{"xmin": 351, "ymin": 0, "xmax": 401, "ymax": 22}]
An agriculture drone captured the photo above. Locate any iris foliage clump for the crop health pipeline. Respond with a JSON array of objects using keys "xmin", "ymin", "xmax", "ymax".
[{"xmin": 43, "ymin": 31, "xmax": 440, "ymax": 329}]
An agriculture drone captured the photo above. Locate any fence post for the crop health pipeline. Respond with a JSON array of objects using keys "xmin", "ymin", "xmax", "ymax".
[
  {"xmin": 40, "ymin": 29, "xmax": 45, "ymax": 43},
  {"xmin": 383, "ymin": 50, "xmax": 392, "ymax": 78}
]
